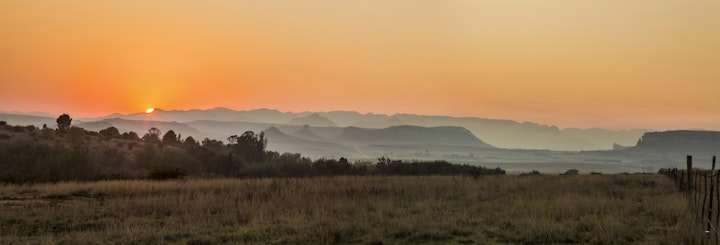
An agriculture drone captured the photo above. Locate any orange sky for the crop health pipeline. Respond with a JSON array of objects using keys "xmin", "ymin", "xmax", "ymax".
[{"xmin": 1, "ymin": 0, "xmax": 719, "ymax": 130}]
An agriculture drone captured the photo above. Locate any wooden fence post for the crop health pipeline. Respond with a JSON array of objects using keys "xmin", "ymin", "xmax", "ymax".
[
  {"xmin": 688, "ymin": 155, "xmax": 693, "ymax": 195},
  {"xmin": 697, "ymin": 170, "xmax": 701, "ymax": 215},
  {"xmin": 698, "ymin": 170, "xmax": 710, "ymax": 228},
  {"xmin": 709, "ymin": 156, "xmax": 716, "ymax": 242}
]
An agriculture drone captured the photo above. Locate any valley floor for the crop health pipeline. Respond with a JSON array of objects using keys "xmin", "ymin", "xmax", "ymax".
[
  {"xmin": 0, "ymin": 175, "xmax": 701, "ymax": 244},
  {"xmin": 491, "ymin": 161, "xmax": 648, "ymax": 174}
]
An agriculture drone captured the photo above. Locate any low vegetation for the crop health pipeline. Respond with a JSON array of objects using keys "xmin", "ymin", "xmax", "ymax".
[{"xmin": 0, "ymin": 174, "xmax": 701, "ymax": 244}]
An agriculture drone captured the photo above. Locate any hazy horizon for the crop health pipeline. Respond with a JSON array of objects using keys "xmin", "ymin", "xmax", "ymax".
[
  {"xmin": 2, "ymin": 0, "xmax": 718, "ymax": 131},
  {"xmin": 0, "ymin": 106, "xmax": 714, "ymax": 132}
]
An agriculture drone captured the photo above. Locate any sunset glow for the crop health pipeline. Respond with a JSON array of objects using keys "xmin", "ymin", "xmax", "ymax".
[
  {"xmin": 145, "ymin": 108, "xmax": 155, "ymax": 114},
  {"xmin": 1, "ymin": 0, "xmax": 719, "ymax": 130}
]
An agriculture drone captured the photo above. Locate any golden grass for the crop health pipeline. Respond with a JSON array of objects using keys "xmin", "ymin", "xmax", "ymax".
[{"xmin": 0, "ymin": 175, "xmax": 702, "ymax": 244}]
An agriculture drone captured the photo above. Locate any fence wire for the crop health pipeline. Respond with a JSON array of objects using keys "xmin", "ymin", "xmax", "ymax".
[{"xmin": 660, "ymin": 156, "xmax": 718, "ymax": 245}]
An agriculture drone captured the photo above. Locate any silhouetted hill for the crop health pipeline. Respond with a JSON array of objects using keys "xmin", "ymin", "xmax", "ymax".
[
  {"xmin": 0, "ymin": 113, "xmax": 56, "ymax": 128},
  {"xmin": 562, "ymin": 128, "xmax": 647, "ymax": 150},
  {"xmin": 286, "ymin": 113, "xmax": 338, "ymax": 127},
  {"xmin": 185, "ymin": 120, "xmax": 345, "ymax": 142},
  {"xmin": 353, "ymin": 115, "xmax": 405, "ymax": 128},
  {"xmin": 263, "ymin": 127, "xmax": 359, "ymax": 158},
  {"xmin": 282, "ymin": 125, "xmax": 345, "ymax": 139},
  {"xmin": 186, "ymin": 120, "xmax": 282, "ymax": 138},
  {"xmin": 77, "ymin": 118, "xmax": 212, "ymax": 139},
  {"xmin": 333, "ymin": 125, "xmax": 495, "ymax": 148},
  {"xmin": 290, "ymin": 125, "xmax": 330, "ymax": 142},
  {"xmin": 390, "ymin": 114, "xmax": 648, "ymax": 150},
  {"xmin": 316, "ymin": 111, "xmax": 365, "ymax": 127},
  {"xmin": 76, "ymin": 120, "xmax": 115, "ymax": 132},
  {"xmin": 632, "ymin": 130, "xmax": 720, "ymax": 156},
  {"xmin": 613, "ymin": 143, "xmax": 632, "ymax": 151},
  {"xmin": 262, "ymin": 126, "xmax": 303, "ymax": 142},
  {"xmin": 241, "ymin": 108, "xmax": 306, "ymax": 124}
]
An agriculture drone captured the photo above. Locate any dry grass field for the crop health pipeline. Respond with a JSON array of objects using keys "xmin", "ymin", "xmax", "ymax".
[{"xmin": 0, "ymin": 174, "xmax": 702, "ymax": 244}]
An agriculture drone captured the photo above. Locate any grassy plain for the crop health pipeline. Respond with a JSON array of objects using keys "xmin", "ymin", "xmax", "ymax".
[{"xmin": 0, "ymin": 174, "xmax": 701, "ymax": 244}]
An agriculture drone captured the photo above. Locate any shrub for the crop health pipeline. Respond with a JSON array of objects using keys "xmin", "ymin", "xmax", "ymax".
[
  {"xmin": 41, "ymin": 128, "xmax": 54, "ymax": 140},
  {"xmin": 519, "ymin": 170, "xmax": 542, "ymax": 177},
  {"xmin": 562, "ymin": 169, "xmax": 579, "ymax": 176},
  {"xmin": 148, "ymin": 165, "xmax": 187, "ymax": 180}
]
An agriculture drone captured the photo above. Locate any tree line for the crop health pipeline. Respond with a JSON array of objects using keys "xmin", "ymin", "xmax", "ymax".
[{"xmin": 0, "ymin": 114, "xmax": 504, "ymax": 183}]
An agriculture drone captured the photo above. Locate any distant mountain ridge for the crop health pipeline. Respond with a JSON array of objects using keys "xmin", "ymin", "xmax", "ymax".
[
  {"xmin": 3, "ymin": 108, "xmax": 651, "ymax": 151},
  {"xmin": 290, "ymin": 125, "xmax": 331, "ymax": 142},
  {"xmin": 333, "ymin": 125, "xmax": 494, "ymax": 148},
  {"xmin": 0, "ymin": 113, "xmax": 56, "ymax": 127},
  {"xmin": 632, "ymin": 130, "xmax": 720, "ymax": 156},
  {"xmin": 262, "ymin": 126, "xmax": 360, "ymax": 158},
  {"xmin": 105, "ymin": 108, "xmax": 648, "ymax": 150},
  {"xmin": 286, "ymin": 113, "xmax": 338, "ymax": 127},
  {"xmin": 77, "ymin": 118, "xmax": 213, "ymax": 140}
]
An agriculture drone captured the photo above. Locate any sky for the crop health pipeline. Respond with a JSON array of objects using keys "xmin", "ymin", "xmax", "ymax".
[{"xmin": 1, "ymin": 0, "xmax": 719, "ymax": 130}]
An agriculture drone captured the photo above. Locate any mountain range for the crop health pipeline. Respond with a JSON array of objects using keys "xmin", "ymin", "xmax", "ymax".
[
  {"xmin": 2, "ymin": 108, "xmax": 719, "ymax": 173},
  {"xmin": 73, "ymin": 107, "xmax": 648, "ymax": 150},
  {"xmin": 1, "ymin": 108, "xmax": 648, "ymax": 151}
]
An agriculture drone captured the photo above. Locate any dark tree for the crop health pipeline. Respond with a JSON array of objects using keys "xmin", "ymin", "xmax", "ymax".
[
  {"xmin": 228, "ymin": 131, "xmax": 267, "ymax": 164},
  {"xmin": 143, "ymin": 127, "xmax": 161, "ymax": 143},
  {"xmin": 122, "ymin": 131, "xmax": 140, "ymax": 141},
  {"xmin": 183, "ymin": 136, "xmax": 198, "ymax": 147},
  {"xmin": 99, "ymin": 127, "xmax": 120, "ymax": 140},
  {"xmin": 66, "ymin": 127, "xmax": 86, "ymax": 145},
  {"xmin": 376, "ymin": 156, "xmax": 392, "ymax": 169},
  {"xmin": 41, "ymin": 127, "xmax": 55, "ymax": 139},
  {"xmin": 162, "ymin": 130, "xmax": 178, "ymax": 145},
  {"xmin": 56, "ymin": 114, "xmax": 72, "ymax": 132},
  {"xmin": 202, "ymin": 138, "xmax": 225, "ymax": 152}
]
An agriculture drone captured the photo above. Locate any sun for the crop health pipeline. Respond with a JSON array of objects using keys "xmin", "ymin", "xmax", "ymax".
[{"xmin": 145, "ymin": 108, "xmax": 155, "ymax": 114}]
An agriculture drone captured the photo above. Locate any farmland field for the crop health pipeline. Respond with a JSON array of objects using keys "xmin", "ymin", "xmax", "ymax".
[{"xmin": 0, "ymin": 175, "xmax": 701, "ymax": 244}]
